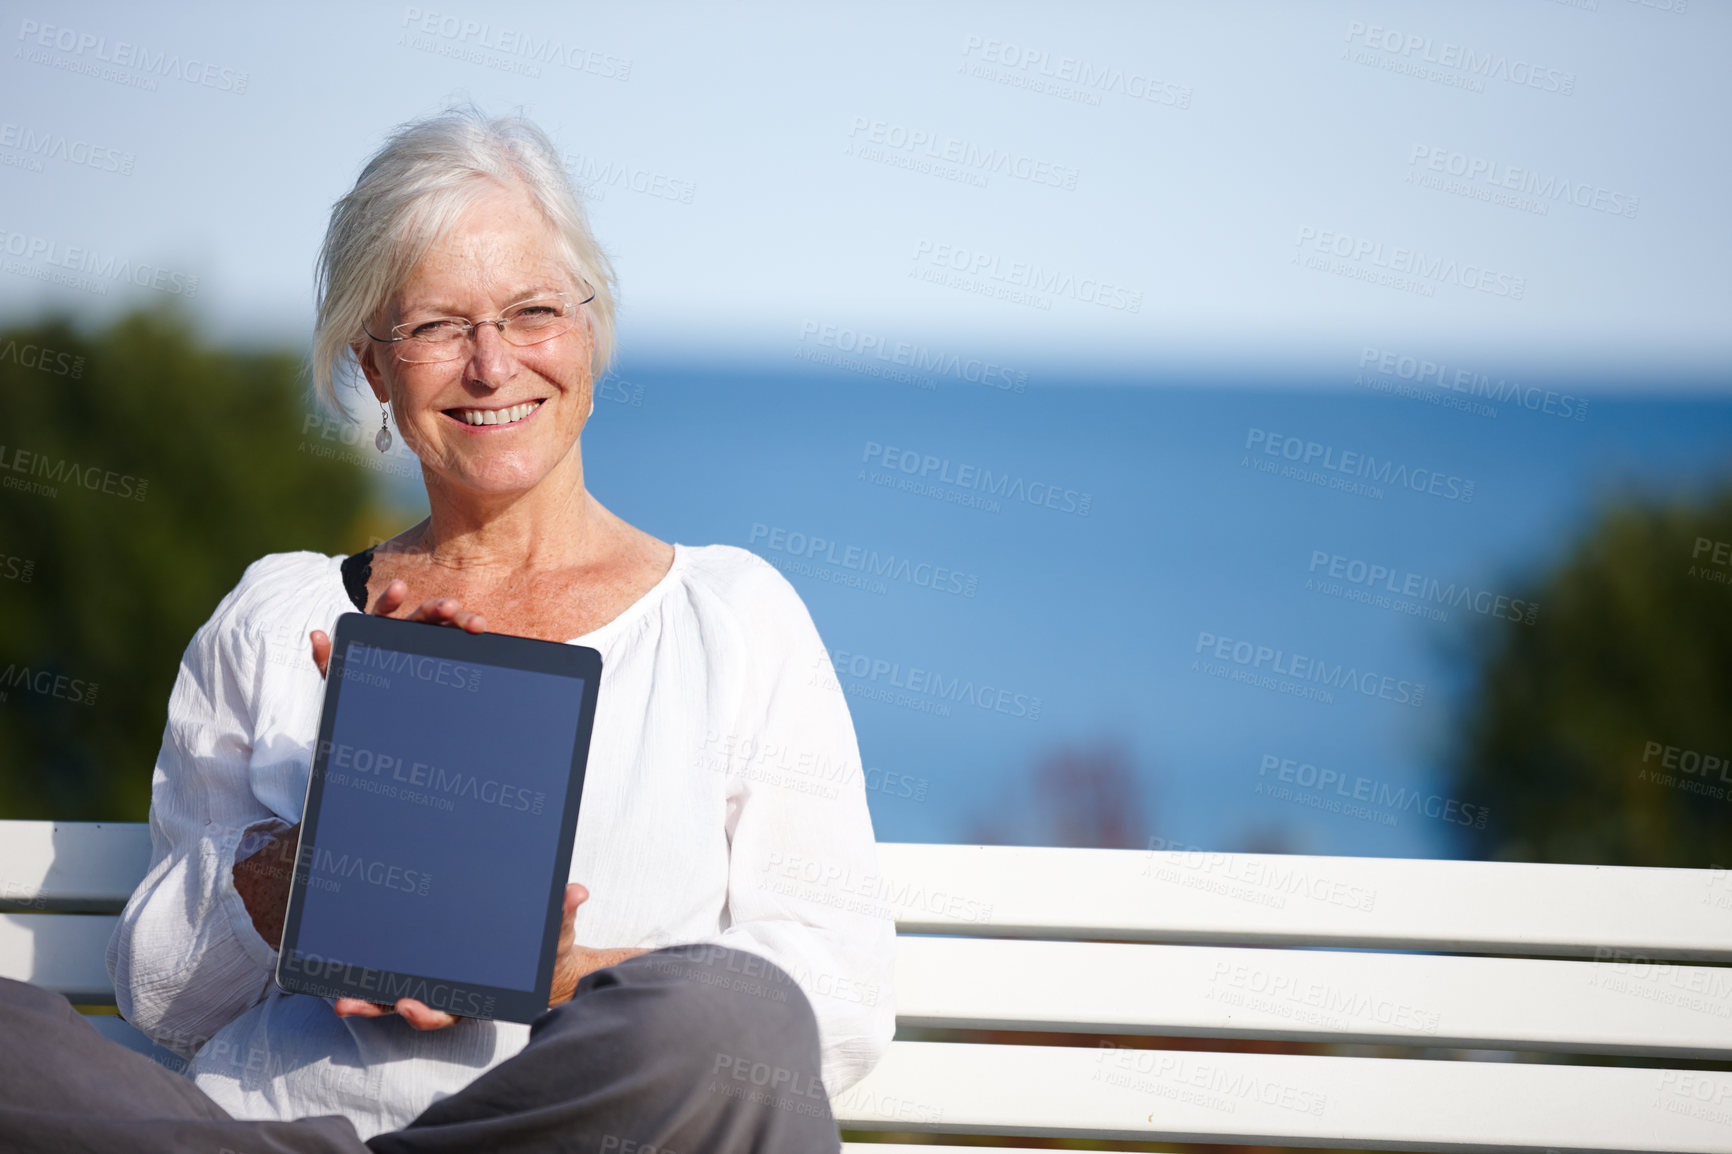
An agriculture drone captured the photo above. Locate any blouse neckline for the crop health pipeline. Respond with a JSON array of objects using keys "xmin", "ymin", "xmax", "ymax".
[{"xmin": 333, "ymin": 541, "xmax": 688, "ymax": 649}]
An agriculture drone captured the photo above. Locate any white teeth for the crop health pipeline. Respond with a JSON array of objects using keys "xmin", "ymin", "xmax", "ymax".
[{"xmin": 457, "ymin": 401, "xmax": 540, "ymax": 427}]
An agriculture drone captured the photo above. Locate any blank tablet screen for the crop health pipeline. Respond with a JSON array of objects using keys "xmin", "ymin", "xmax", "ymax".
[{"xmin": 288, "ymin": 634, "xmax": 587, "ymax": 997}]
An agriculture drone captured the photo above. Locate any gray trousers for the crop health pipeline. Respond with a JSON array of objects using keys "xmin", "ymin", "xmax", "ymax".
[{"xmin": 0, "ymin": 946, "xmax": 839, "ymax": 1153}]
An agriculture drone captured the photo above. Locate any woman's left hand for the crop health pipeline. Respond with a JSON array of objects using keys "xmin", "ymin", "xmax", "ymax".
[
  {"xmin": 548, "ymin": 884, "xmax": 651, "ymax": 1007},
  {"xmin": 309, "ymin": 579, "xmax": 486, "ymax": 680},
  {"xmin": 333, "ymin": 883, "xmax": 648, "ymax": 1028}
]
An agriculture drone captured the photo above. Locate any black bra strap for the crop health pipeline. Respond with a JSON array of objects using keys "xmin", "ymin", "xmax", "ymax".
[{"xmin": 340, "ymin": 546, "xmax": 376, "ymax": 612}]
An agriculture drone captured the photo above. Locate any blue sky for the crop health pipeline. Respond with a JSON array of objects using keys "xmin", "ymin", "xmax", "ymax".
[
  {"xmin": 2, "ymin": 1, "xmax": 1726, "ymax": 373},
  {"xmin": 3, "ymin": 0, "xmax": 1729, "ymax": 859}
]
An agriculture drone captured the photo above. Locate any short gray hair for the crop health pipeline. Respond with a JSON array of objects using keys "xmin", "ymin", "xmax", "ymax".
[{"xmin": 311, "ymin": 106, "xmax": 616, "ymax": 416}]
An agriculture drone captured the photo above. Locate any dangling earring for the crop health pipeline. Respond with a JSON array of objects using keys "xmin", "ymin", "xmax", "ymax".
[{"xmin": 376, "ymin": 401, "xmax": 393, "ymax": 453}]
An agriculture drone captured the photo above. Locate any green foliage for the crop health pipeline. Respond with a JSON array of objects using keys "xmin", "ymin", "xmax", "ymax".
[
  {"xmin": 0, "ymin": 306, "xmax": 388, "ymax": 821},
  {"xmin": 1452, "ymin": 495, "xmax": 1732, "ymax": 866}
]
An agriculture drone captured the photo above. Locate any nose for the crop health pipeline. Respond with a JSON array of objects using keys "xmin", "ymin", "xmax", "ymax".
[{"xmin": 463, "ymin": 320, "xmax": 516, "ymax": 383}]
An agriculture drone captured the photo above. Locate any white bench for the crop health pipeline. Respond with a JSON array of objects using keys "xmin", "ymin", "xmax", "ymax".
[{"xmin": 4, "ymin": 820, "xmax": 1731, "ymax": 1152}]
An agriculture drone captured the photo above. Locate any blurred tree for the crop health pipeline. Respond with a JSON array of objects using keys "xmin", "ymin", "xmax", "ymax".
[
  {"xmin": 0, "ymin": 306, "xmax": 390, "ymax": 821},
  {"xmin": 1451, "ymin": 494, "xmax": 1732, "ymax": 866},
  {"xmin": 969, "ymin": 741, "xmax": 1147, "ymax": 849},
  {"xmin": 1034, "ymin": 743, "xmax": 1147, "ymax": 850}
]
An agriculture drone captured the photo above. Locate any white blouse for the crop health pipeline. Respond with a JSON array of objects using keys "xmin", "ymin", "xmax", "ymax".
[{"xmin": 105, "ymin": 543, "xmax": 896, "ymax": 1141}]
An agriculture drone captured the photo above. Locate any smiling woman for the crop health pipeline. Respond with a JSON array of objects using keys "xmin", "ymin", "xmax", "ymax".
[
  {"xmin": 309, "ymin": 118, "xmax": 675, "ymax": 647},
  {"xmin": 312, "ymin": 111, "xmax": 617, "ymax": 417},
  {"xmin": 354, "ymin": 182, "xmax": 602, "ymax": 515},
  {"xmin": 0, "ymin": 107, "xmax": 895, "ymax": 1154}
]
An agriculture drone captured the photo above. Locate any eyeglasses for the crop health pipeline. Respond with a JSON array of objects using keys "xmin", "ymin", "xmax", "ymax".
[{"xmin": 364, "ymin": 285, "xmax": 594, "ymax": 365}]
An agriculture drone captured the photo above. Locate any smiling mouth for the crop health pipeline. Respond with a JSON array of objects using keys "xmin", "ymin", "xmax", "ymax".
[{"xmin": 445, "ymin": 399, "xmax": 545, "ymax": 427}]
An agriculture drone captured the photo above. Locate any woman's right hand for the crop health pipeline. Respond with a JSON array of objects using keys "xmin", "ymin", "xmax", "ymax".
[{"xmin": 234, "ymin": 821, "xmax": 301, "ymax": 950}]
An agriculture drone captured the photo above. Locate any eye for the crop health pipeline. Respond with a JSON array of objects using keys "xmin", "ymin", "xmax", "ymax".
[{"xmin": 407, "ymin": 318, "xmax": 464, "ymax": 339}]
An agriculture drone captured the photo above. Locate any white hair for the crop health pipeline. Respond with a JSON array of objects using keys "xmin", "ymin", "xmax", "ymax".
[{"xmin": 311, "ymin": 106, "xmax": 616, "ymax": 416}]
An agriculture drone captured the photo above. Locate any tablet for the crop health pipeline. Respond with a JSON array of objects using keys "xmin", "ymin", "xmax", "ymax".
[{"xmin": 275, "ymin": 612, "xmax": 602, "ymax": 1024}]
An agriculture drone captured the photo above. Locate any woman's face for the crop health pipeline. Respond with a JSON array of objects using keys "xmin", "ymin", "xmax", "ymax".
[{"xmin": 360, "ymin": 184, "xmax": 595, "ymax": 497}]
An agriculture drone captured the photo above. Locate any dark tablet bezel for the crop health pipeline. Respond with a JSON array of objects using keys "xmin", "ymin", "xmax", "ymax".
[{"xmin": 274, "ymin": 612, "xmax": 602, "ymax": 1024}]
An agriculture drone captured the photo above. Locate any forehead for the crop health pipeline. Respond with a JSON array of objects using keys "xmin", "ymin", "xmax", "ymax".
[{"xmin": 396, "ymin": 186, "xmax": 569, "ymax": 311}]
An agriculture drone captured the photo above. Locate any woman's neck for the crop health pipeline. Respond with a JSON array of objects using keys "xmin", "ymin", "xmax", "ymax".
[{"xmin": 402, "ymin": 454, "xmax": 607, "ymax": 576}]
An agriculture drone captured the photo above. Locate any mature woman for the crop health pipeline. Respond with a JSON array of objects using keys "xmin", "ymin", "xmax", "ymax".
[{"xmin": 0, "ymin": 109, "xmax": 893, "ymax": 1153}]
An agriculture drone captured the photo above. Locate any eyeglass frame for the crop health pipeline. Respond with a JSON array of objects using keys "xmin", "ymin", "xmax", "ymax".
[{"xmin": 362, "ymin": 282, "xmax": 597, "ymax": 362}]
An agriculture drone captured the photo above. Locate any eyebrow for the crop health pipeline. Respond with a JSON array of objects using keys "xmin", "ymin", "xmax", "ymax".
[{"xmin": 397, "ymin": 286, "xmax": 566, "ymax": 317}]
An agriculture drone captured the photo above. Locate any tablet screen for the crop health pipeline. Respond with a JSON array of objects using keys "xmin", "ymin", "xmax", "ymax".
[{"xmin": 279, "ymin": 619, "xmax": 598, "ymax": 1018}]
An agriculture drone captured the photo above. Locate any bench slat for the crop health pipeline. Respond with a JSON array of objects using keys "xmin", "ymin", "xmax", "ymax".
[
  {"xmin": 896, "ymin": 937, "xmax": 1732, "ymax": 1058},
  {"xmin": 22, "ymin": 914, "xmax": 1731, "ymax": 1061},
  {"xmin": 875, "ymin": 843, "xmax": 1732, "ymax": 960},
  {"xmin": 833, "ymin": 1040, "xmax": 1732, "ymax": 1152},
  {"xmin": 0, "ymin": 822, "xmax": 152, "ymax": 913},
  {"xmin": 0, "ymin": 913, "xmax": 120, "ymax": 1003},
  {"xmin": 14, "ymin": 826, "xmax": 1732, "ymax": 962},
  {"xmin": 30, "ymin": 916, "xmax": 1732, "ymax": 1059}
]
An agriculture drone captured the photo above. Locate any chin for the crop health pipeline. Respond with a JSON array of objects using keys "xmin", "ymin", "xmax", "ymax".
[{"xmin": 439, "ymin": 451, "xmax": 557, "ymax": 494}]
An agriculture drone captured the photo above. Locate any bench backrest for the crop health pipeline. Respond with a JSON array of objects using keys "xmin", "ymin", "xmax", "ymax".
[{"xmin": 4, "ymin": 821, "xmax": 1731, "ymax": 1152}]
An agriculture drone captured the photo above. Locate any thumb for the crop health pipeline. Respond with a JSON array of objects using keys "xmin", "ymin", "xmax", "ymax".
[
  {"xmin": 309, "ymin": 630, "xmax": 332, "ymax": 679},
  {"xmin": 557, "ymin": 884, "xmax": 587, "ymax": 946}
]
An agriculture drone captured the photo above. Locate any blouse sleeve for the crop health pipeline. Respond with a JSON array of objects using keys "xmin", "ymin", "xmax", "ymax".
[
  {"xmin": 104, "ymin": 558, "xmax": 294, "ymax": 1058},
  {"xmin": 702, "ymin": 555, "xmax": 897, "ymax": 1096}
]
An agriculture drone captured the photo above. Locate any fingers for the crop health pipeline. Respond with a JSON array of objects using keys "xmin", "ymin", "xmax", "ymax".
[
  {"xmin": 556, "ymin": 887, "xmax": 587, "ymax": 951},
  {"xmin": 332, "ymin": 997, "xmax": 391, "ymax": 1019},
  {"xmin": 558, "ymin": 883, "xmax": 588, "ymax": 938},
  {"xmin": 331, "ymin": 996, "xmax": 458, "ymax": 1029},
  {"xmin": 374, "ymin": 579, "xmax": 487, "ymax": 633},
  {"xmin": 567, "ymin": 882, "xmax": 589, "ymax": 915},
  {"xmin": 394, "ymin": 998, "xmax": 460, "ymax": 1030},
  {"xmin": 371, "ymin": 578, "xmax": 409, "ymax": 617},
  {"xmin": 309, "ymin": 630, "xmax": 332, "ymax": 679},
  {"xmin": 548, "ymin": 885, "xmax": 591, "ymax": 1009},
  {"xmin": 417, "ymin": 601, "xmax": 486, "ymax": 633}
]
